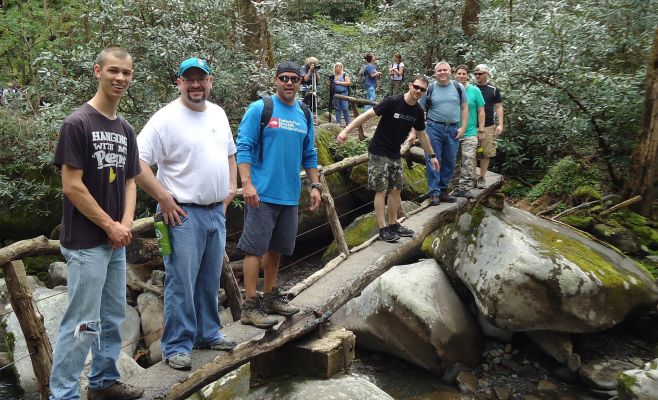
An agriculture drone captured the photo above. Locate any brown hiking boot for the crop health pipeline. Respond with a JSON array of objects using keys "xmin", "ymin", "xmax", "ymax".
[
  {"xmin": 262, "ymin": 287, "xmax": 300, "ymax": 317},
  {"xmin": 88, "ymin": 381, "xmax": 144, "ymax": 400},
  {"xmin": 241, "ymin": 297, "xmax": 278, "ymax": 329}
]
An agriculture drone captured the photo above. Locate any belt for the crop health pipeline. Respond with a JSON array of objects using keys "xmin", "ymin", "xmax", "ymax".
[
  {"xmin": 427, "ymin": 118, "xmax": 457, "ymax": 127},
  {"xmin": 177, "ymin": 201, "xmax": 223, "ymax": 209}
]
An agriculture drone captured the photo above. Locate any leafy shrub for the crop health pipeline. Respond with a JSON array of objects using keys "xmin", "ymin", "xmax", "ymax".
[{"xmin": 526, "ymin": 157, "xmax": 599, "ymax": 202}]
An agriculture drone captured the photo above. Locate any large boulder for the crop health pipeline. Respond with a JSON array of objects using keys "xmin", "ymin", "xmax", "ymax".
[
  {"xmin": 4, "ymin": 287, "xmax": 142, "ymax": 393},
  {"xmin": 332, "ymin": 259, "xmax": 482, "ymax": 373},
  {"xmin": 618, "ymin": 358, "xmax": 658, "ymax": 400},
  {"xmin": 422, "ymin": 205, "xmax": 658, "ymax": 333}
]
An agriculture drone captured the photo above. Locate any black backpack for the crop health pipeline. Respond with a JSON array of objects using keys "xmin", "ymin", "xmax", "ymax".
[
  {"xmin": 424, "ymin": 80, "xmax": 463, "ymax": 113},
  {"xmin": 258, "ymin": 95, "xmax": 312, "ymax": 162}
]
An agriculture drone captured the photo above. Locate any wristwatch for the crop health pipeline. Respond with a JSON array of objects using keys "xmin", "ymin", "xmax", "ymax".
[
  {"xmin": 311, "ymin": 182, "xmax": 323, "ymax": 192},
  {"xmin": 429, "ymin": 154, "xmax": 436, "ymax": 159}
]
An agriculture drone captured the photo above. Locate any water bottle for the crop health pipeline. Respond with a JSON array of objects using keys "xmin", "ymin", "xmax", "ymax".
[{"xmin": 153, "ymin": 213, "xmax": 172, "ymax": 256}]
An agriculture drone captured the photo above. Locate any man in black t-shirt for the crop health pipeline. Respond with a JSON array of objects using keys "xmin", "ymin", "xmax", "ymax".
[
  {"xmin": 50, "ymin": 47, "xmax": 143, "ymax": 400},
  {"xmin": 337, "ymin": 75, "xmax": 440, "ymax": 242},
  {"xmin": 474, "ymin": 64, "xmax": 504, "ymax": 188}
]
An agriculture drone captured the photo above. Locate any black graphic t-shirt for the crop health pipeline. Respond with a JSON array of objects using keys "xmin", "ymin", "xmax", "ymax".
[
  {"xmin": 476, "ymin": 84, "xmax": 502, "ymax": 127},
  {"xmin": 368, "ymin": 95, "xmax": 426, "ymax": 159},
  {"xmin": 54, "ymin": 103, "xmax": 141, "ymax": 249}
]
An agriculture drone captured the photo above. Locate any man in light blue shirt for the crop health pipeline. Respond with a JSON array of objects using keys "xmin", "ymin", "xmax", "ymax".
[{"xmin": 420, "ymin": 61, "xmax": 468, "ymax": 205}]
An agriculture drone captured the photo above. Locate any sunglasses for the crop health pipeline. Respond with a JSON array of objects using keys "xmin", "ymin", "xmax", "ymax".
[
  {"xmin": 474, "ymin": 72, "xmax": 486, "ymax": 76},
  {"xmin": 180, "ymin": 77, "xmax": 210, "ymax": 84},
  {"xmin": 411, "ymin": 84, "xmax": 427, "ymax": 93},
  {"xmin": 277, "ymin": 75, "xmax": 301, "ymax": 83}
]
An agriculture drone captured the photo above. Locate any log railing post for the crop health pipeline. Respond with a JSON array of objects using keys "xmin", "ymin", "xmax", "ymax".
[
  {"xmin": 3, "ymin": 260, "xmax": 53, "ymax": 399},
  {"xmin": 221, "ymin": 252, "xmax": 242, "ymax": 321},
  {"xmin": 320, "ymin": 173, "xmax": 350, "ymax": 255}
]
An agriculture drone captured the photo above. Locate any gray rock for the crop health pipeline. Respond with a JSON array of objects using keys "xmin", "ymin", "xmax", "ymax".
[
  {"xmin": 618, "ymin": 358, "xmax": 658, "ymax": 400},
  {"xmin": 48, "ymin": 261, "xmax": 67, "ymax": 287},
  {"xmin": 136, "ymin": 291, "xmax": 163, "ymax": 348},
  {"xmin": 332, "ymin": 259, "xmax": 482, "ymax": 373},
  {"xmin": 423, "ymin": 206, "xmax": 658, "ymax": 333},
  {"xmin": 580, "ymin": 359, "xmax": 637, "ymax": 390},
  {"xmin": 593, "ymin": 224, "xmax": 641, "ymax": 254},
  {"xmin": 525, "ymin": 330, "xmax": 581, "ymax": 371}
]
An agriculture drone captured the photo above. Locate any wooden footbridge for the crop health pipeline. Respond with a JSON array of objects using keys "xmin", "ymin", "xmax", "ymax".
[{"xmin": 0, "ymin": 147, "xmax": 503, "ymax": 399}]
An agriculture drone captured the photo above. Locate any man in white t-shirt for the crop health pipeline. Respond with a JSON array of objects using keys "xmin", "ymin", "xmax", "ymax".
[{"xmin": 136, "ymin": 57, "xmax": 238, "ymax": 371}]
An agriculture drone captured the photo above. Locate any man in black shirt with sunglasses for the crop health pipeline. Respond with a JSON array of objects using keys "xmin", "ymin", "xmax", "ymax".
[{"xmin": 337, "ymin": 75, "xmax": 440, "ymax": 242}]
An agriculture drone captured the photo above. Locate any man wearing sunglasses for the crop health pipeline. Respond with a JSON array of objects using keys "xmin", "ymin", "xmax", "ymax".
[
  {"xmin": 236, "ymin": 61, "xmax": 321, "ymax": 329},
  {"xmin": 136, "ymin": 57, "xmax": 238, "ymax": 371},
  {"xmin": 474, "ymin": 64, "xmax": 504, "ymax": 189},
  {"xmin": 337, "ymin": 75, "xmax": 440, "ymax": 243}
]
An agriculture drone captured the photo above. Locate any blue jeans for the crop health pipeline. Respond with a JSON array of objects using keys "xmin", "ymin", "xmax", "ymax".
[
  {"xmin": 364, "ymin": 85, "xmax": 376, "ymax": 110},
  {"xmin": 425, "ymin": 121, "xmax": 459, "ymax": 195},
  {"xmin": 333, "ymin": 96, "xmax": 350, "ymax": 125},
  {"xmin": 50, "ymin": 245, "xmax": 126, "ymax": 400},
  {"xmin": 161, "ymin": 205, "xmax": 226, "ymax": 360}
]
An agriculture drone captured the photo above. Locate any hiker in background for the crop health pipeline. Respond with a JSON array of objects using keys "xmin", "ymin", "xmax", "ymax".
[
  {"xmin": 474, "ymin": 63, "xmax": 504, "ymax": 188},
  {"xmin": 363, "ymin": 53, "xmax": 382, "ymax": 110},
  {"xmin": 387, "ymin": 53, "xmax": 405, "ymax": 96},
  {"xmin": 300, "ymin": 56, "xmax": 321, "ymax": 113},
  {"xmin": 136, "ymin": 57, "xmax": 238, "ymax": 371},
  {"xmin": 332, "ymin": 62, "xmax": 351, "ymax": 127},
  {"xmin": 236, "ymin": 61, "xmax": 321, "ymax": 330}
]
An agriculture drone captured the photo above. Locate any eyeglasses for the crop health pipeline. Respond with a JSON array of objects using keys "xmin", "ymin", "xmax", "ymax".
[
  {"xmin": 277, "ymin": 75, "xmax": 301, "ymax": 83},
  {"xmin": 180, "ymin": 77, "xmax": 210, "ymax": 84},
  {"xmin": 474, "ymin": 72, "xmax": 486, "ymax": 76},
  {"xmin": 411, "ymin": 84, "xmax": 427, "ymax": 93}
]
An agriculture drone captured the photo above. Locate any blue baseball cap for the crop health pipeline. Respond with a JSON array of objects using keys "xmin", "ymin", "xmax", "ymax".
[{"xmin": 177, "ymin": 57, "xmax": 212, "ymax": 77}]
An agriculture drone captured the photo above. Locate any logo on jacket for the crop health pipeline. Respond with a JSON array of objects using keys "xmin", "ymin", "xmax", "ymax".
[{"xmin": 268, "ymin": 118, "xmax": 280, "ymax": 128}]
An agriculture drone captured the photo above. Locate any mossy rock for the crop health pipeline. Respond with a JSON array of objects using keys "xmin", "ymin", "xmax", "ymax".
[
  {"xmin": 561, "ymin": 215, "xmax": 595, "ymax": 230},
  {"xmin": 593, "ymin": 224, "xmax": 641, "ymax": 254},
  {"xmin": 571, "ymin": 185, "xmax": 601, "ymax": 202},
  {"xmin": 608, "ymin": 210, "xmax": 658, "ymax": 254}
]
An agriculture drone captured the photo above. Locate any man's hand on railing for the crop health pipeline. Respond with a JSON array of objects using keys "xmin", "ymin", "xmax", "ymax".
[{"xmin": 242, "ymin": 181, "xmax": 260, "ymax": 208}]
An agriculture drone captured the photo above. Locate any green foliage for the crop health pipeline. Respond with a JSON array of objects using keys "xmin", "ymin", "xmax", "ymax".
[
  {"xmin": 571, "ymin": 185, "xmax": 602, "ymax": 202},
  {"xmin": 280, "ymin": 0, "xmax": 365, "ymax": 23},
  {"xmin": 328, "ymin": 137, "xmax": 371, "ymax": 161},
  {"xmin": 561, "ymin": 215, "xmax": 594, "ymax": 230},
  {"xmin": 526, "ymin": 157, "xmax": 599, "ymax": 202},
  {"xmin": 500, "ymin": 179, "xmax": 530, "ymax": 199}
]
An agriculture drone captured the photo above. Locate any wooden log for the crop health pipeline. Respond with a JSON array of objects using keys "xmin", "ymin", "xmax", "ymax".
[
  {"xmin": 132, "ymin": 217, "xmax": 155, "ymax": 235},
  {"xmin": 320, "ymin": 174, "xmax": 349, "ymax": 256},
  {"xmin": 348, "ymin": 101, "xmax": 365, "ymax": 140},
  {"xmin": 287, "ymin": 253, "xmax": 347, "ymax": 298},
  {"xmin": 333, "ymin": 94, "xmax": 377, "ymax": 107},
  {"xmin": 221, "ymin": 253, "xmax": 242, "ymax": 321},
  {"xmin": 3, "ymin": 260, "xmax": 52, "ymax": 399},
  {"xmin": 320, "ymin": 153, "xmax": 368, "ymax": 176},
  {"xmin": 600, "ymin": 195, "xmax": 643, "ymax": 217},
  {"xmin": 130, "ymin": 279, "xmax": 164, "ymax": 296},
  {"xmin": 0, "ymin": 236, "xmax": 60, "ymax": 265}
]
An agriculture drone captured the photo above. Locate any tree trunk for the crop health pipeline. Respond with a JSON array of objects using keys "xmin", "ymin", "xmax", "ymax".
[
  {"xmin": 236, "ymin": 0, "xmax": 274, "ymax": 69},
  {"xmin": 462, "ymin": 0, "xmax": 480, "ymax": 37},
  {"xmin": 624, "ymin": 27, "xmax": 658, "ymax": 216}
]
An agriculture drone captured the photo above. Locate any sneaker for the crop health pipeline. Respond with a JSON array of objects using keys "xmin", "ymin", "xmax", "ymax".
[
  {"xmin": 389, "ymin": 223, "xmax": 414, "ymax": 237},
  {"xmin": 166, "ymin": 353, "xmax": 192, "ymax": 371},
  {"xmin": 439, "ymin": 192, "xmax": 457, "ymax": 203},
  {"xmin": 379, "ymin": 226, "xmax": 400, "ymax": 242},
  {"xmin": 477, "ymin": 176, "xmax": 486, "ymax": 189},
  {"xmin": 429, "ymin": 195, "xmax": 441, "ymax": 206},
  {"xmin": 451, "ymin": 188, "xmax": 474, "ymax": 198},
  {"xmin": 262, "ymin": 287, "xmax": 300, "ymax": 317},
  {"xmin": 241, "ymin": 297, "xmax": 278, "ymax": 328},
  {"xmin": 208, "ymin": 337, "xmax": 237, "ymax": 351},
  {"xmin": 88, "ymin": 381, "xmax": 144, "ymax": 400}
]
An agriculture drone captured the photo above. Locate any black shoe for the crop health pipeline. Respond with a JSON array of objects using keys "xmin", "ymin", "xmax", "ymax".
[
  {"xmin": 208, "ymin": 337, "xmax": 238, "ymax": 351},
  {"xmin": 429, "ymin": 195, "xmax": 441, "ymax": 206},
  {"xmin": 389, "ymin": 223, "xmax": 414, "ymax": 237},
  {"xmin": 451, "ymin": 188, "xmax": 474, "ymax": 198},
  {"xmin": 379, "ymin": 227, "xmax": 399, "ymax": 242},
  {"xmin": 439, "ymin": 192, "xmax": 457, "ymax": 203}
]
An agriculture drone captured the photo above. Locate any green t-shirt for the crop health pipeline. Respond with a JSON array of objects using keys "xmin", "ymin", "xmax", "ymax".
[{"xmin": 460, "ymin": 84, "xmax": 485, "ymax": 138}]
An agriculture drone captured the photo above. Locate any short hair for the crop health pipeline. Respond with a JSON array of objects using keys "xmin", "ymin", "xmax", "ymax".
[
  {"xmin": 435, "ymin": 60, "xmax": 450, "ymax": 70},
  {"xmin": 410, "ymin": 75, "xmax": 429, "ymax": 86},
  {"xmin": 365, "ymin": 53, "xmax": 374, "ymax": 63},
  {"xmin": 334, "ymin": 62, "xmax": 343, "ymax": 71},
  {"xmin": 455, "ymin": 64, "xmax": 469, "ymax": 73},
  {"xmin": 305, "ymin": 56, "xmax": 319, "ymax": 66},
  {"xmin": 95, "ymin": 47, "xmax": 132, "ymax": 67}
]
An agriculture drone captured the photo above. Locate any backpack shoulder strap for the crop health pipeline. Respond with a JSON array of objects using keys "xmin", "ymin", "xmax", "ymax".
[
  {"xmin": 425, "ymin": 82, "xmax": 434, "ymax": 112},
  {"xmin": 259, "ymin": 95, "xmax": 273, "ymax": 163},
  {"xmin": 453, "ymin": 80, "xmax": 463, "ymax": 104},
  {"xmin": 298, "ymin": 100, "xmax": 312, "ymax": 133}
]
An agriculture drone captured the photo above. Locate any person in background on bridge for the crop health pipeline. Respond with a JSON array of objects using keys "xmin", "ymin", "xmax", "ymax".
[
  {"xmin": 331, "ymin": 62, "xmax": 351, "ymax": 127},
  {"xmin": 236, "ymin": 61, "xmax": 322, "ymax": 329},
  {"xmin": 300, "ymin": 56, "xmax": 321, "ymax": 113},
  {"xmin": 387, "ymin": 52, "xmax": 405, "ymax": 97},
  {"xmin": 363, "ymin": 53, "xmax": 382, "ymax": 110},
  {"xmin": 49, "ymin": 47, "xmax": 144, "ymax": 400},
  {"xmin": 136, "ymin": 57, "xmax": 238, "ymax": 371},
  {"xmin": 451, "ymin": 64, "xmax": 485, "ymax": 198},
  {"xmin": 474, "ymin": 64, "xmax": 504, "ymax": 188},
  {"xmin": 337, "ymin": 75, "xmax": 440, "ymax": 243},
  {"xmin": 420, "ymin": 61, "xmax": 468, "ymax": 206}
]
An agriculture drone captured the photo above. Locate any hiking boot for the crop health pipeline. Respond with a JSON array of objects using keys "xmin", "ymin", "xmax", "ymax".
[
  {"xmin": 379, "ymin": 226, "xmax": 400, "ymax": 242},
  {"xmin": 451, "ymin": 188, "xmax": 474, "ymax": 198},
  {"xmin": 477, "ymin": 176, "xmax": 486, "ymax": 189},
  {"xmin": 88, "ymin": 381, "xmax": 144, "ymax": 400},
  {"xmin": 429, "ymin": 195, "xmax": 441, "ymax": 206},
  {"xmin": 262, "ymin": 287, "xmax": 300, "ymax": 317},
  {"xmin": 439, "ymin": 192, "xmax": 457, "ymax": 203},
  {"xmin": 241, "ymin": 297, "xmax": 278, "ymax": 328},
  {"xmin": 389, "ymin": 223, "xmax": 414, "ymax": 237},
  {"xmin": 208, "ymin": 337, "xmax": 237, "ymax": 351},
  {"xmin": 166, "ymin": 353, "xmax": 191, "ymax": 371}
]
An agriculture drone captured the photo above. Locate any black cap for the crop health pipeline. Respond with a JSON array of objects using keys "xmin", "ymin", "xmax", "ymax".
[{"xmin": 275, "ymin": 61, "xmax": 301, "ymax": 76}]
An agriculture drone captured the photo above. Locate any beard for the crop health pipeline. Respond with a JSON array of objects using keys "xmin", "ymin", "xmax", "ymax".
[{"xmin": 187, "ymin": 92, "xmax": 206, "ymax": 104}]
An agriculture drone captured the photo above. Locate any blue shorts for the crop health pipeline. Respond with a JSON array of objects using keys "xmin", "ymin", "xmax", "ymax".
[{"xmin": 237, "ymin": 202, "xmax": 299, "ymax": 256}]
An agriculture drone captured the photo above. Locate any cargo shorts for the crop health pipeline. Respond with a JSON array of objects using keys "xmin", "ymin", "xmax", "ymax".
[{"xmin": 367, "ymin": 153, "xmax": 403, "ymax": 192}]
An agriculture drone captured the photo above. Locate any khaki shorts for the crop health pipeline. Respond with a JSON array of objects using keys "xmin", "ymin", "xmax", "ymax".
[
  {"xmin": 480, "ymin": 126, "xmax": 497, "ymax": 158},
  {"xmin": 368, "ymin": 153, "xmax": 403, "ymax": 192}
]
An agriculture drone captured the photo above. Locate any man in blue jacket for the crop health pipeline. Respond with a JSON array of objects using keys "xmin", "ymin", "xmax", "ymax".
[{"xmin": 236, "ymin": 61, "xmax": 322, "ymax": 329}]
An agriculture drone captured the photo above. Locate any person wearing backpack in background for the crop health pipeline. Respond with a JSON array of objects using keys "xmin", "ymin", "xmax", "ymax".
[
  {"xmin": 236, "ymin": 61, "xmax": 322, "ymax": 329},
  {"xmin": 387, "ymin": 53, "xmax": 405, "ymax": 96},
  {"xmin": 420, "ymin": 61, "xmax": 468, "ymax": 206},
  {"xmin": 363, "ymin": 53, "xmax": 382, "ymax": 110},
  {"xmin": 332, "ymin": 62, "xmax": 352, "ymax": 127}
]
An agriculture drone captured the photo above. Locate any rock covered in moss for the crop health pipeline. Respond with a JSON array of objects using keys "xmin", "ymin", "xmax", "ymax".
[
  {"xmin": 593, "ymin": 224, "xmax": 641, "ymax": 254},
  {"xmin": 618, "ymin": 358, "xmax": 658, "ymax": 400},
  {"xmin": 571, "ymin": 185, "xmax": 602, "ymax": 202},
  {"xmin": 421, "ymin": 205, "xmax": 658, "ymax": 333}
]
